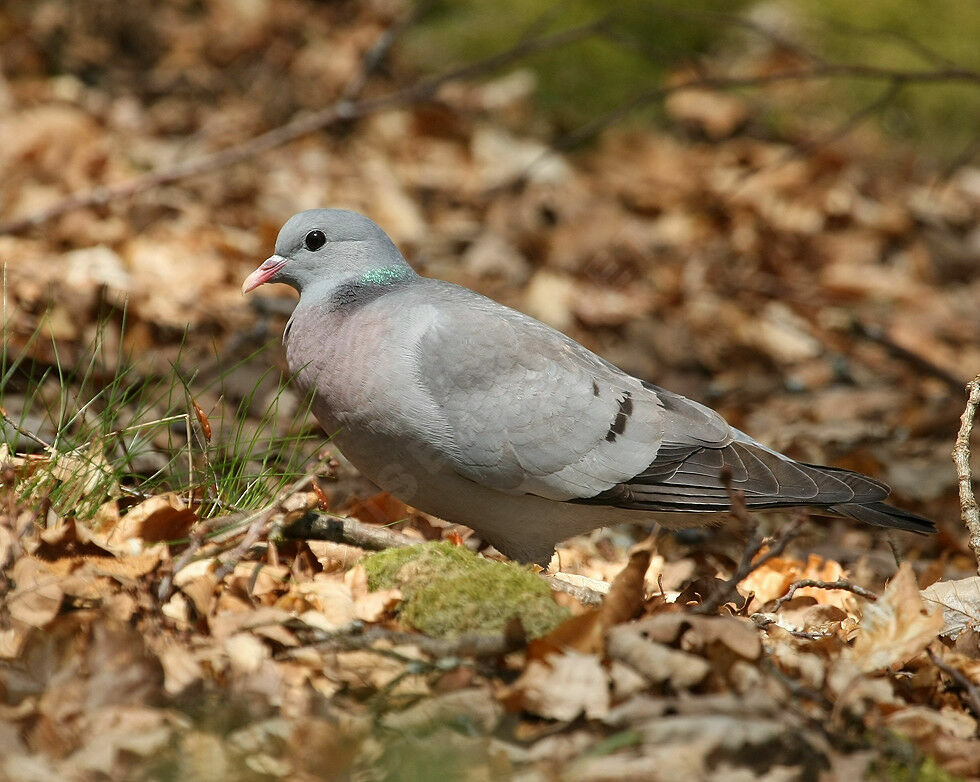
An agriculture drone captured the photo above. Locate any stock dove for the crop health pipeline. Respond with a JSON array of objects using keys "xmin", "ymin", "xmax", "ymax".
[{"xmin": 243, "ymin": 209, "xmax": 935, "ymax": 564}]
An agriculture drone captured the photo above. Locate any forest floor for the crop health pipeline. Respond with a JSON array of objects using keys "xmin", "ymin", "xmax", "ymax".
[{"xmin": 1, "ymin": 1, "xmax": 980, "ymax": 779}]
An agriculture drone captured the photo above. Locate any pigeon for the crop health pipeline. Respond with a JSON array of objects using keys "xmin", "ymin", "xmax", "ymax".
[{"xmin": 243, "ymin": 209, "xmax": 936, "ymax": 564}]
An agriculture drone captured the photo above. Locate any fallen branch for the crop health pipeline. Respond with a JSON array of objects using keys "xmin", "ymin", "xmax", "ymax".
[
  {"xmin": 771, "ymin": 578, "xmax": 878, "ymax": 611},
  {"xmin": 281, "ymin": 511, "xmax": 417, "ymax": 551},
  {"xmin": 751, "ymin": 614, "xmax": 833, "ymax": 641},
  {"xmin": 158, "ymin": 474, "xmax": 317, "ymax": 600},
  {"xmin": 954, "ymin": 374, "xmax": 980, "ymax": 574},
  {"xmin": 0, "ymin": 407, "xmax": 52, "ymax": 450},
  {"xmin": 852, "ymin": 319, "xmax": 965, "ymax": 392}
]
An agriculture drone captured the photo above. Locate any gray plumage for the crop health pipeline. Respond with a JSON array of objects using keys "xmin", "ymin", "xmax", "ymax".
[{"xmin": 243, "ymin": 209, "xmax": 935, "ymax": 564}]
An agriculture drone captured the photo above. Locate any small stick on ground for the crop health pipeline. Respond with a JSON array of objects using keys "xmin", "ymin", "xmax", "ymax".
[
  {"xmin": 542, "ymin": 574, "xmax": 607, "ymax": 607},
  {"xmin": 0, "ymin": 408, "xmax": 52, "ymax": 450},
  {"xmin": 282, "ymin": 511, "xmax": 418, "ymax": 551},
  {"xmin": 694, "ymin": 513, "xmax": 805, "ymax": 615},
  {"xmin": 751, "ymin": 614, "xmax": 833, "ymax": 641},
  {"xmin": 954, "ymin": 374, "xmax": 980, "ymax": 574},
  {"xmin": 693, "ymin": 469, "xmax": 805, "ymax": 615},
  {"xmin": 772, "ymin": 578, "xmax": 878, "ymax": 611}
]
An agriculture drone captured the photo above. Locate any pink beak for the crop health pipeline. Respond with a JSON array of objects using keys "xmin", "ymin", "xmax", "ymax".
[{"xmin": 242, "ymin": 255, "xmax": 287, "ymax": 294}]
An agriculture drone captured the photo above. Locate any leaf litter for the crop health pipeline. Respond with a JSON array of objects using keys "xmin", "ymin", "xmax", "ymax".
[{"xmin": 1, "ymin": 0, "xmax": 980, "ymax": 779}]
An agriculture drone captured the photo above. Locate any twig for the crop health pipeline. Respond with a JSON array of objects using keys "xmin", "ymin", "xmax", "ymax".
[
  {"xmin": 281, "ymin": 511, "xmax": 418, "ymax": 551},
  {"xmin": 0, "ymin": 21, "xmax": 604, "ymax": 236},
  {"xmin": 954, "ymin": 374, "xmax": 980, "ymax": 574},
  {"xmin": 489, "ymin": 62, "xmax": 980, "ymax": 194},
  {"xmin": 751, "ymin": 614, "xmax": 833, "ymax": 641},
  {"xmin": 745, "ymin": 78, "xmax": 905, "ymax": 176},
  {"xmin": 694, "ymin": 516, "xmax": 805, "ymax": 615},
  {"xmin": 0, "ymin": 408, "xmax": 52, "ymax": 450},
  {"xmin": 772, "ymin": 578, "xmax": 877, "ymax": 611},
  {"xmin": 5, "ymin": 19, "xmax": 980, "ymax": 235},
  {"xmin": 928, "ymin": 648, "xmax": 980, "ymax": 732},
  {"xmin": 157, "ymin": 474, "xmax": 317, "ymax": 599},
  {"xmin": 339, "ymin": 7, "xmax": 421, "ymax": 102},
  {"xmin": 542, "ymin": 574, "xmax": 606, "ymax": 607}
]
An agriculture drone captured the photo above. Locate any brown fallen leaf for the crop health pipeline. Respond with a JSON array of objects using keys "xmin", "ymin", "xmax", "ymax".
[
  {"xmin": 505, "ymin": 649, "xmax": 610, "ymax": 721},
  {"xmin": 849, "ymin": 562, "xmax": 943, "ymax": 673},
  {"xmin": 921, "ymin": 576, "xmax": 980, "ymax": 640},
  {"xmin": 7, "ymin": 557, "xmax": 63, "ymax": 627},
  {"xmin": 344, "ymin": 564, "xmax": 401, "ymax": 623},
  {"xmin": 631, "ymin": 614, "xmax": 762, "ymax": 661},
  {"xmin": 605, "ymin": 624, "xmax": 711, "ymax": 688}
]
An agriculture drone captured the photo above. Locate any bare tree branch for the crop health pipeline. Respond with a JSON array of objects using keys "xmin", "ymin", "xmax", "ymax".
[
  {"xmin": 4, "ymin": 13, "xmax": 980, "ymax": 236},
  {"xmin": 851, "ymin": 319, "xmax": 966, "ymax": 392},
  {"xmin": 954, "ymin": 374, "xmax": 980, "ymax": 574},
  {"xmin": 0, "ymin": 20, "xmax": 605, "ymax": 236}
]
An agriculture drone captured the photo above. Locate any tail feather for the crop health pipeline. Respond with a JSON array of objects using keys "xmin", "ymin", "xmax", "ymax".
[{"xmin": 829, "ymin": 501, "xmax": 936, "ymax": 535}]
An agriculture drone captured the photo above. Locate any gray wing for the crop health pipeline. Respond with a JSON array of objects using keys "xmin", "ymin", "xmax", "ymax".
[
  {"xmin": 415, "ymin": 283, "xmax": 887, "ymax": 512},
  {"xmin": 580, "ymin": 382, "xmax": 889, "ymax": 511}
]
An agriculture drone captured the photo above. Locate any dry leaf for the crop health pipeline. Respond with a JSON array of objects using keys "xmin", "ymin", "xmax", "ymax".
[
  {"xmin": 113, "ymin": 494, "xmax": 197, "ymax": 543},
  {"xmin": 605, "ymin": 624, "xmax": 711, "ymax": 688},
  {"xmin": 599, "ymin": 545, "xmax": 652, "ymax": 629},
  {"xmin": 344, "ymin": 564, "xmax": 401, "ymax": 623},
  {"xmin": 849, "ymin": 562, "xmax": 943, "ymax": 672},
  {"xmin": 921, "ymin": 576, "xmax": 980, "ymax": 640},
  {"xmin": 7, "ymin": 558, "xmax": 63, "ymax": 627},
  {"xmin": 508, "ymin": 650, "xmax": 610, "ymax": 721}
]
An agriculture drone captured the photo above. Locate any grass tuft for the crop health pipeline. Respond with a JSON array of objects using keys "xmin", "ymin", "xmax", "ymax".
[{"xmin": 1, "ymin": 304, "xmax": 325, "ymax": 521}]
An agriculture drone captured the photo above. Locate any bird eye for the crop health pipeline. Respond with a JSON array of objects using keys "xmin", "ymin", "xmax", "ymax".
[{"xmin": 304, "ymin": 230, "xmax": 326, "ymax": 251}]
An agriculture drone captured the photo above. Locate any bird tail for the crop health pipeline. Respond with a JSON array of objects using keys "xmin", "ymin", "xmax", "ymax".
[{"xmin": 828, "ymin": 502, "xmax": 936, "ymax": 535}]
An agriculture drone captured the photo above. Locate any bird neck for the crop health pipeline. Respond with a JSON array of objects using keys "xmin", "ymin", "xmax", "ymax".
[
  {"xmin": 302, "ymin": 263, "xmax": 418, "ymax": 314},
  {"xmin": 357, "ymin": 264, "xmax": 415, "ymax": 287}
]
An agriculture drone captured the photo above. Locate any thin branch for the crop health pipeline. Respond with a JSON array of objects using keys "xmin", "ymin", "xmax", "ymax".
[
  {"xmin": 339, "ymin": 6, "xmax": 422, "ymax": 102},
  {"xmin": 5, "ymin": 20, "xmax": 980, "ymax": 235},
  {"xmin": 281, "ymin": 510, "xmax": 418, "ymax": 551},
  {"xmin": 693, "ymin": 475, "xmax": 806, "ymax": 615},
  {"xmin": 158, "ymin": 473, "xmax": 317, "ymax": 599},
  {"xmin": 0, "ymin": 407, "xmax": 52, "ymax": 450},
  {"xmin": 542, "ymin": 574, "xmax": 606, "ymax": 607},
  {"xmin": 753, "ymin": 78, "xmax": 905, "ymax": 171},
  {"xmin": 772, "ymin": 578, "xmax": 878, "ymax": 611},
  {"xmin": 491, "ymin": 62, "xmax": 980, "ymax": 194},
  {"xmin": 954, "ymin": 374, "xmax": 980, "ymax": 574},
  {"xmin": 751, "ymin": 614, "xmax": 833, "ymax": 641},
  {"xmin": 0, "ymin": 20, "xmax": 605, "ymax": 236},
  {"xmin": 816, "ymin": 16, "xmax": 961, "ymax": 71}
]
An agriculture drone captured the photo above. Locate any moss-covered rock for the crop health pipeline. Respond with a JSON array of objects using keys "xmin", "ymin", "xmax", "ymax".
[{"xmin": 362, "ymin": 542, "xmax": 568, "ymax": 638}]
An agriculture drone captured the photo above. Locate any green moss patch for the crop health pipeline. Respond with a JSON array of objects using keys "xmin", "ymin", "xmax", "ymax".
[{"xmin": 362, "ymin": 542, "xmax": 568, "ymax": 638}]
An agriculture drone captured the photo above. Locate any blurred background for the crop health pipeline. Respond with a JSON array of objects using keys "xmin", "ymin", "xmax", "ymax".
[{"xmin": 1, "ymin": 0, "xmax": 979, "ymax": 558}]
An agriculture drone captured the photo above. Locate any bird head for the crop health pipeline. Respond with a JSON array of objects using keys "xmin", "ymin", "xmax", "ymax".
[{"xmin": 242, "ymin": 208, "xmax": 407, "ymax": 295}]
